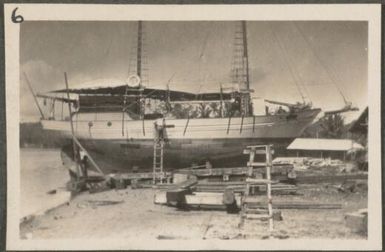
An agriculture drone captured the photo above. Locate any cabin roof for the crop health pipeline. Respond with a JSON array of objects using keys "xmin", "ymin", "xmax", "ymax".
[
  {"xmin": 48, "ymin": 85, "xmax": 233, "ymax": 101},
  {"xmin": 287, "ymin": 138, "xmax": 364, "ymax": 151}
]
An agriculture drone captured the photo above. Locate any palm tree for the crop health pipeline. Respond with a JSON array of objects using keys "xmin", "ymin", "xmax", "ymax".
[{"xmin": 319, "ymin": 114, "xmax": 345, "ymax": 139}]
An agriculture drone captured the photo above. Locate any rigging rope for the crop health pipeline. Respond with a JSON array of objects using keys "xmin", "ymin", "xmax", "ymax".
[
  {"xmin": 268, "ymin": 24, "xmax": 308, "ymax": 103},
  {"xmin": 293, "ymin": 22, "xmax": 349, "ymax": 105},
  {"xmin": 199, "ymin": 30, "xmax": 210, "ymax": 60},
  {"xmin": 198, "ymin": 27, "xmax": 211, "ymax": 85}
]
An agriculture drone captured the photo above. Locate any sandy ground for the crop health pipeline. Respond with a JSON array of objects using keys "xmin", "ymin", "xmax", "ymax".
[
  {"xmin": 20, "ymin": 148, "xmax": 69, "ymax": 219},
  {"xmin": 20, "ymin": 183, "xmax": 367, "ymax": 240}
]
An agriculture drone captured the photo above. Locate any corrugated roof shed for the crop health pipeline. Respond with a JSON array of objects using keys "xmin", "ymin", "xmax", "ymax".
[{"xmin": 287, "ymin": 138, "xmax": 364, "ymax": 151}]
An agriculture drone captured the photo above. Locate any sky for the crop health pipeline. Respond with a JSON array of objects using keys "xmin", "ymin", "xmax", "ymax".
[{"xmin": 20, "ymin": 21, "xmax": 368, "ymax": 123}]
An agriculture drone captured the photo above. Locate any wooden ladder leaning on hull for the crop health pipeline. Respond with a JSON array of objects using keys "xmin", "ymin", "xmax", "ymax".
[
  {"xmin": 153, "ymin": 119, "xmax": 165, "ymax": 184},
  {"xmin": 152, "ymin": 119, "xmax": 176, "ymax": 184}
]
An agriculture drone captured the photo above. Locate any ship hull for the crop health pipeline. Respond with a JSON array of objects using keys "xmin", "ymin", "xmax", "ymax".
[
  {"xmin": 43, "ymin": 109, "xmax": 321, "ymax": 174},
  {"xmin": 61, "ymin": 137, "xmax": 294, "ymax": 174}
]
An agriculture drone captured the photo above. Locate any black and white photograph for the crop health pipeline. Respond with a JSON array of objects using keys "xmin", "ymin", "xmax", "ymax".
[{"xmin": 4, "ymin": 4, "xmax": 382, "ymax": 251}]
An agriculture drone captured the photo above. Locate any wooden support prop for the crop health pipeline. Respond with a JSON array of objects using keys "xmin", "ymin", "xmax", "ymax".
[
  {"xmin": 72, "ymin": 137, "xmax": 105, "ymax": 176},
  {"xmin": 64, "ymin": 72, "xmax": 81, "ymax": 178},
  {"xmin": 142, "ymin": 118, "xmax": 145, "ymax": 136},
  {"xmin": 252, "ymin": 116, "xmax": 255, "ymax": 132},
  {"xmin": 24, "ymin": 72, "xmax": 45, "ymax": 119},
  {"xmin": 219, "ymin": 84, "xmax": 224, "ymax": 118},
  {"xmin": 226, "ymin": 115, "xmax": 232, "ymax": 135},
  {"xmin": 240, "ymin": 115, "xmax": 244, "ymax": 133},
  {"xmin": 121, "ymin": 109, "xmax": 125, "ymax": 136},
  {"xmin": 61, "ymin": 99, "xmax": 64, "ymax": 120},
  {"xmin": 183, "ymin": 115, "xmax": 190, "ymax": 136}
]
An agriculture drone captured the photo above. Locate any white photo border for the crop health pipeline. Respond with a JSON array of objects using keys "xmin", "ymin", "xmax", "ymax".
[{"xmin": 4, "ymin": 3, "xmax": 382, "ymax": 251}]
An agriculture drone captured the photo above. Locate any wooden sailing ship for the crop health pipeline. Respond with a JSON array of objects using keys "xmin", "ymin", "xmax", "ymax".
[{"xmin": 33, "ymin": 21, "xmax": 321, "ymax": 175}]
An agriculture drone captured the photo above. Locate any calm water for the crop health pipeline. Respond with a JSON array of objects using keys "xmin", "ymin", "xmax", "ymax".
[{"xmin": 20, "ymin": 148, "xmax": 69, "ymax": 218}]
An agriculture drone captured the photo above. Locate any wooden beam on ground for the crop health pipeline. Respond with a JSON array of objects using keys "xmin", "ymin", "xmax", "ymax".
[
  {"xmin": 245, "ymin": 178, "xmax": 278, "ymax": 184},
  {"xmin": 296, "ymin": 173, "xmax": 368, "ymax": 184},
  {"xmin": 117, "ymin": 171, "xmax": 172, "ymax": 180},
  {"xmin": 185, "ymin": 192, "xmax": 242, "ymax": 207},
  {"xmin": 154, "ymin": 191, "xmax": 168, "ymax": 204},
  {"xmin": 243, "ymin": 198, "xmax": 342, "ymax": 209},
  {"xmin": 153, "ymin": 176, "xmax": 198, "ymax": 205}
]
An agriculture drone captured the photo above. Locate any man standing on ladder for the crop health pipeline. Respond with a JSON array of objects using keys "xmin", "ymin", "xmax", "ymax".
[{"xmin": 153, "ymin": 118, "xmax": 166, "ymax": 184}]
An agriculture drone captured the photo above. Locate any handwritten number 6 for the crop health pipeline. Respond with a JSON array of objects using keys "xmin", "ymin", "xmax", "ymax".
[{"xmin": 11, "ymin": 8, "xmax": 24, "ymax": 23}]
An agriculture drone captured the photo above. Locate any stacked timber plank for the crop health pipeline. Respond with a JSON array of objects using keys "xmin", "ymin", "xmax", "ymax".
[
  {"xmin": 114, "ymin": 171, "xmax": 172, "ymax": 181},
  {"xmin": 185, "ymin": 192, "xmax": 242, "ymax": 208},
  {"xmin": 177, "ymin": 165, "xmax": 293, "ymax": 177},
  {"xmin": 194, "ymin": 181, "xmax": 297, "ymax": 195},
  {"xmin": 153, "ymin": 176, "xmax": 198, "ymax": 206},
  {"xmin": 176, "ymin": 165, "xmax": 295, "ymax": 183},
  {"xmin": 154, "ymin": 191, "xmax": 342, "ymax": 210}
]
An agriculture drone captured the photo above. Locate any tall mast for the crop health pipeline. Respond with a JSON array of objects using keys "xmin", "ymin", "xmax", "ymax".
[
  {"xmin": 136, "ymin": 21, "xmax": 142, "ymax": 79},
  {"xmin": 231, "ymin": 21, "xmax": 252, "ymax": 116},
  {"xmin": 124, "ymin": 21, "xmax": 146, "ymax": 131},
  {"xmin": 127, "ymin": 20, "xmax": 148, "ymax": 86},
  {"xmin": 242, "ymin": 21, "xmax": 250, "ymax": 91}
]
